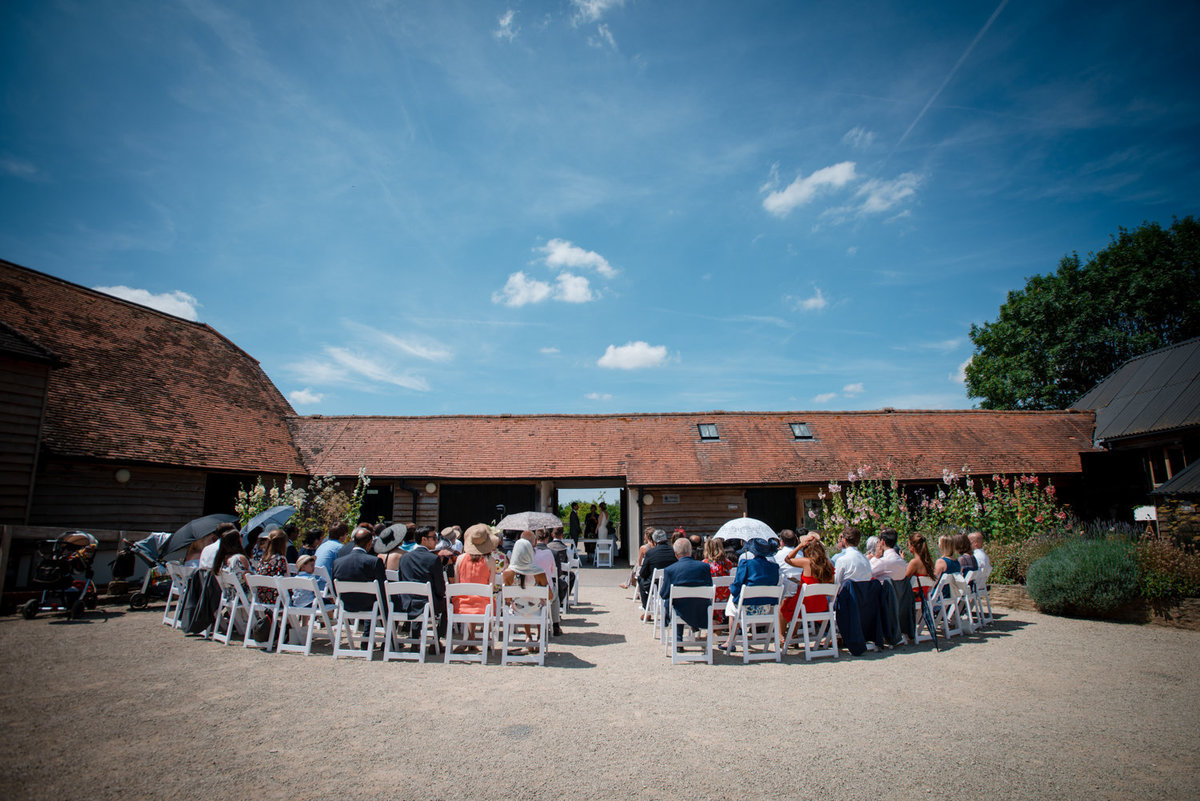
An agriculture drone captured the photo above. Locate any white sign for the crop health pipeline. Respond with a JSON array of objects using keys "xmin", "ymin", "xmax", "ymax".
[{"xmin": 1133, "ymin": 505, "xmax": 1157, "ymax": 522}]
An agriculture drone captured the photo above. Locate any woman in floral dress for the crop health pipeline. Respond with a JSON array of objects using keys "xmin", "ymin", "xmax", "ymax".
[
  {"xmin": 703, "ymin": 537, "xmax": 733, "ymax": 622},
  {"xmin": 251, "ymin": 529, "xmax": 289, "ymax": 605}
]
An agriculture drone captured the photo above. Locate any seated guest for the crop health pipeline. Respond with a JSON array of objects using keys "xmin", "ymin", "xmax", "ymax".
[
  {"xmin": 291, "ymin": 554, "xmax": 323, "ymax": 607},
  {"xmin": 184, "ymin": 531, "xmax": 216, "ymax": 567},
  {"xmin": 441, "ymin": 526, "xmax": 463, "ymax": 554},
  {"xmin": 619, "ymin": 528, "xmax": 654, "ymax": 590},
  {"xmin": 870, "ymin": 528, "xmax": 909, "ymax": 581},
  {"xmin": 374, "ymin": 525, "xmax": 405, "ymax": 573},
  {"xmin": 905, "ymin": 532, "xmax": 936, "ymax": 600},
  {"xmin": 314, "ymin": 522, "xmax": 349, "ymax": 580},
  {"xmin": 502, "ymin": 538, "xmax": 549, "ymax": 647},
  {"xmin": 251, "ymin": 529, "xmax": 290, "ymax": 605},
  {"xmin": 298, "ymin": 529, "xmax": 322, "ymax": 557},
  {"xmin": 331, "ymin": 527, "xmax": 388, "ymax": 613},
  {"xmin": 725, "ymin": 538, "xmax": 781, "ymax": 649},
  {"xmin": 339, "ymin": 525, "xmax": 373, "ymax": 559},
  {"xmin": 969, "ymin": 531, "xmax": 991, "ymax": 573},
  {"xmin": 398, "ymin": 526, "xmax": 447, "ymax": 637},
  {"xmin": 933, "ymin": 534, "xmax": 961, "ymax": 579},
  {"xmin": 863, "ymin": 536, "xmax": 880, "ymax": 564},
  {"xmin": 703, "ymin": 537, "xmax": 734, "ymax": 616},
  {"xmin": 213, "ymin": 530, "xmax": 251, "ymax": 584},
  {"xmin": 658, "ymin": 538, "xmax": 713, "ymax": 639},
  {"xmin": 783, "ymin": 531, "xmax": 835, "ymax": 615},
  {"xmin": 954, "ymin": 532, "xmax": 978, "ymax": 574},
  {"xmin": 833, "ymin": 526, "xmax": 872, "ymax": 584},
  {"xmin": 532, "ymin": 530, "xmax": 564, "ymax": 636},
  {"xmin": 452, "ymin": 523, "xmax": 500, "ymax": 648},
  {"xmin": 774, "ymin": 529, "xmax": 805, "ymax": 634},
  {"xmin": 638, "ymin": 529, "xmax": 678, "ymax": 611},
  {"xmin": 200, "ymin": 523, "xmax": 237, "ymax": 570}
]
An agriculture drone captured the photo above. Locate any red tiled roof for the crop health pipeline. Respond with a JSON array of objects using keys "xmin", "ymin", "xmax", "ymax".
[
  {"xmin": 0, "ymin": 259, "xmax": 305, "ymax": 474},
  {"xmin": 290, "ymin": 409, "xmax": 1097, "ymax": 485}
]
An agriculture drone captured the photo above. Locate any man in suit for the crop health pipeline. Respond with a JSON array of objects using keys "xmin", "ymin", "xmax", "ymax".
[
  {"xmin": 658, "ymin": 538, "xmax": 713, "ymax": 638},
  {"xmin": 637, "ymin": 529, "xmax": 677, "ymax": 610},
  {"xmin": 330, "ymin": 527, "xmax": 387, "ymax": 613},
  {"xmin": 398, "ymin": 526, "xmax": 447, "ymax": 637}
]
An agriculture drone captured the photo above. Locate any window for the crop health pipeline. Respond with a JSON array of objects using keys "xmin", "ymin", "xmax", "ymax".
[
  {"xmin": 790, "ymin": 422, "xmax": 813, "ymax": 440},
  {"xmin": 697, "ymin": 423, "xmax": 719, "ymax": 441}
]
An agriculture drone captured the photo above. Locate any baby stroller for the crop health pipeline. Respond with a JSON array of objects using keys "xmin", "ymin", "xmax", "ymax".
[{"xmin": 21, "ymin": 531, "xmax": 101, "ymax": 620}]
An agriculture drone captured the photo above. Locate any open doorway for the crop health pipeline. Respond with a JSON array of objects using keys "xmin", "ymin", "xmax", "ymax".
[{"xmin": 556, "ymin": 486, "xmax": 625, "ymax": 565}]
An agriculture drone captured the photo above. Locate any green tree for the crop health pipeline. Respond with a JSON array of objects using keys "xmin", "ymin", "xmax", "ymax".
[{"xmin": 966, "ymin": 217, "xmax": 1200, "ymax": 409}]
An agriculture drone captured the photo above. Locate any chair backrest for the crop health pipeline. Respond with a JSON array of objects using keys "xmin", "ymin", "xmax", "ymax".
[
  {"xmin": 911, "ymin": 575, "xmax": 935, "ymax": 597},
  {"xmin": 333, "ymin": 579, "xmax": 383, "ymax": 612},
  {"xmin": 595, "ymin": 540, "xmax": 613, "ymax": 554},
  {"xmin": 502, "ymin": 584, "xmax": 548, "ymax": 604},
  {"xmin": 711, "ymin": 575, "xmax": 733, "ymax": 589},
  {"xmin": 385, "ymin": 569, "xmax": 399, "ymax": 582},
  {"xmin": 800, "ymin": 582, "xmax": 836, "ymax": 608},
  {"xmin": 214, "ymin": 569, "xmax": 249, "ymax": 605},
  {"xmin": 446, "ymin": 582, "xmax": 494, "ymax": 605},
  {"xmin": 315, "ymin": 565, "xmax": 335, "ymax": 594},
  {"xmin": 286, "ymin": 562, "xmax": 298, "ymax": 576},
  {"xmin": 669, "ymin": 584, "xmax": 714, "ymax": 625},
  {"xmin": 736, "ymin": 582, "xmax": 784, "ymax": 616},
  {"xmin": 386, "ymin": 579, "xmax": 433, "ymax": 608},
  {"xmin": 245, "ymin": 574, "xmax": 280, "ymax": 604},
  {"xmin": 277, "ymin": 574, "xmax": 321, "ymax": 605}
]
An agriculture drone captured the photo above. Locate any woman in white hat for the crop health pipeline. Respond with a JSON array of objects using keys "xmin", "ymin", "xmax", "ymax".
[{"xmin": 502, "ymin": 537, "xmax": 548, "ymax": 647}]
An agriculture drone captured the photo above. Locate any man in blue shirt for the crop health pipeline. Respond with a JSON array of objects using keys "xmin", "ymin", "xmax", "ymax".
[{"xmin": 313, "ymin": 521, "xmax": 349, "ymax": 582}]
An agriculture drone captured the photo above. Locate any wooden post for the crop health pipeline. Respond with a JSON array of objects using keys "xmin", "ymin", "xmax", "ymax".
[{"xmin": 0, "ymin": 525, "xmax": 11, "ymax": 599}]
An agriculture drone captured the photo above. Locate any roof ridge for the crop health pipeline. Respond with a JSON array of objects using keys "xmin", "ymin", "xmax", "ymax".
[{"xmin": 288, "ymin": 408, "xmax": 1092, "ymax": 421}]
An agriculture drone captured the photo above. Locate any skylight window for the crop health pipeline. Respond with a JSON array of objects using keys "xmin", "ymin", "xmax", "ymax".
[
  {"xmin": 697, "ymin": 423, "xmax": 719, "ymax": 441},
  {"xmin": 790, "ymin": 422, "xmax": 813, "ymax": 440}
]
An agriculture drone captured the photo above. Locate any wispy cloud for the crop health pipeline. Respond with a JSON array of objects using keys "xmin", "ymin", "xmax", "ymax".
[
  {"xmin": 588, "ymin": 23, "xmax": 617, "ymax": 50},
  {"xmin": 762, "ymin": 161, "xmax": 858, "ymax": 217},
  {"xmin": 572, "ymin": 0, "xmax": 624, "ymax": 24},
  {"xmin": 288, "ymin": 388, "xmax": 324, "ymax": 406},
  {"xmin": 93, "ymin": 285, "xmax": 200, "ymax": 320},
  {"xmin": 1, "ymin": 155, "xmax": 44, "ymax": 182},
  {"xmin": 539, "ymin": 238, "xmax": 617, "ymax": 277},
  {"xmin": 951, "ymin": 356, "xmax": 971, "ymax": 383},
  {"xmin": 842, "ymin": 127, "xmax": 876, "ymax": 149},
  {"xmin": 813, "ymin": 392, "xmax": 838, "ymax": 403},
  {"xmin": 586, "ymin": 391, "xmax": 613, "ymax": 400},
  {"xmin": 598, "ymin": 341, "xmax": 669, "ymax": 369},
  {"xmin": 493, "ymin": 9, "xmax": 518, "ymax": 42},
  {"xmin": 790, "ymin": 287, "xmax": 828, "ymax": 312},
  {"xmin": 843, "ymin": 382, "xmax": 864, "ymax": 395},
  {"xmin": 855, "ymin": 173, "xmax": 923, "ymax": 214},
  {"xmin": 540, "ymin": 346, "xmax": 560, "ymax": 355},
  {"xmin": 325, "ymin": 347, "xmax": 430, "ymax": 391},
  {"xmin": 918, "ymin": 338, "xmax": 963, "ymax": 353}
]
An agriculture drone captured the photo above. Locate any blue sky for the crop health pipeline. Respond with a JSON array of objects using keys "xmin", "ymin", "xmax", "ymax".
[{"xmin": 2, "ymin": 0, "xmax": 1197, "ymax": 415}]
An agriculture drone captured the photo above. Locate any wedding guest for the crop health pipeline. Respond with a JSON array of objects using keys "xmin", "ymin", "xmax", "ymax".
[
  {"xmin": 252, "ymin": 529, "xmax": 289, "ymax": 605},
  {"xmin": 954, "ymin": 532, "xmax": 979, "ymax": 574},
  {"xmin": 870, "ymin": 528, "xmax": 909, "ymax": 581},
  {"xmin": 969, "ymin": 531, "xmax": 992, "ymax": 573},
  {"xmin": 783, "ymin": 532, "xmax": 834, "ymax": 615},
  {"xmin": 933, "ymin": 534, "xmax": 961, "ymax": 579}
]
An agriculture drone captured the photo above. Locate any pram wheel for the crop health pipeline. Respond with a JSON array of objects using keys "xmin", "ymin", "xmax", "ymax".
[
  {"xmin": 129, "ymin": 591, "xmax": 148, "ymax": 610},
  {"xmin": 21, "ymin": 599, "xmax": 39, "ymax": 619},
  {"xmin": 68, "ymin": 599, "xmax": 85, "ymax": 620}
]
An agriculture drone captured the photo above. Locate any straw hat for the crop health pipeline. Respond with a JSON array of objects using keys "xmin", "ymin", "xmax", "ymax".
[
  {"xmin": 463, "ymin": 523, "xmax": 500, "ymax": 556},
  {"xmin": 508, "ymin": 538, "xmax": 542, "ymax": 576}
]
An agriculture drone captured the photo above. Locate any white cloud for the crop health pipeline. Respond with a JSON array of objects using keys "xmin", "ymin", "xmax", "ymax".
[
  {"xmin": 93, "ymin": 285, "xmax": 200, "ymax": 321},
  {"xmin": 1, "ymin": 155, "xmax": 43, "ymax": 181},
  {"xmin": 813, "ymin": 392, "xmax": 838, "ymax": 403},
  {"xmin": 572, "ymin": 0, "xmax": 624, "ymax": 24},
  {"xmin": 597, "ymin": 341, "xmax": 668, "ymax": 370},
  {"xmin": 762, "ymin": 161, "xmax": 857, "ymax": 217},
  {"xmin": 288, "ymin": 388, "xmax": 324, "ymax": 406},
  {"xmin": 325, "ymin": 347, "xmax": 430, "ymax": 391},
  {"xmin": 843, "ymin": 382, "xmax": 864, "ymax": 395},
  {"xmin": 586, "ymin": 392, "xmax": 613, "ymax": 400},
  {"xmin": 289, "ymin": 358, "xmax": 347, "ymax": 386},
  {"xmin": 494, "ymin": 9, "xmax": 518, "ymax": 41},
  {"xmin": 855, "ymin": 172, "xmax": 922, "ymax": 214},
  {"xmin": 952, "ymin": 357, "xmax": 972, "ymax": 384},
  {"xmin": 492, "ymin": 271, "xmax": 553, "ymax": 307},
  {"xmin": 842, "ymin": 127, "xmax": 876, "ymax": 149},
  {"xmin": 539, "ymin": 238, "xmax": 617, "ymax": 278},
  {"xmin": 791, "ymin": 287, "xmax": 828, "ymax": 312},
  {"xmin": 847, "ymin": 246, "xmax": 858, "ymax": 256},
  {"xmin": 379, "ymin": 333, "xmax": 453, "ymax": 362},
  {"xmin": 540, "ymin": 346, "xmax": 560, "ymax": 355},
  {"xmin": 920, "ymin": 338, "xmax": 963, "ymax": 353},
  {"xmin": 588, "ymin": 23, "xmax": 617, "ymax": 49},
  {"xmin": 555, "ymin": 272, "xmax": 594, "ymax": 303}
]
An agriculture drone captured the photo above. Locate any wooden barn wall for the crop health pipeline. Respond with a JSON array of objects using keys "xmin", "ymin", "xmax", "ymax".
[
  {"xmin": 29, "ymin": 459, "xmax": 208, "ymax": 531},
  {"xmin": 641, "ymin": 487, "xmax": 748, "ymax": 536},
  {"xmin": 388, "ymin": 485, "xmax": 439, "ymax": 528},
  {"xmin": 0, "ymin": 356, "xmax": 50, "ymax": 524}
]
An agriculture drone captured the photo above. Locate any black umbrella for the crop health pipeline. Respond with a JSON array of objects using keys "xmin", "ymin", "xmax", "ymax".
[{"xmin": 167, "ymin": 513, "xmax": 238, "ymax": 555}]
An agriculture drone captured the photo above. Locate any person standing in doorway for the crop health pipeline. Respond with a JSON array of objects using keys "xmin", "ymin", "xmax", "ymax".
[{"xmin": 568, "ymin": 502, "xmax": 582, "ymax": 542}]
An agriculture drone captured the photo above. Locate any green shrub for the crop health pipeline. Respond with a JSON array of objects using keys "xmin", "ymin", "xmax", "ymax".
[
  {"xmin": 1026, "ymin": 539, "xmax": 1138, "ymax": 617},
  {"xmin": 1136, "ymin": 530, "xmax": 1200, "ymax": 601},
  {"xmin": 988, "ymin": 535, "xmax": 1066, "ymax": 585}
]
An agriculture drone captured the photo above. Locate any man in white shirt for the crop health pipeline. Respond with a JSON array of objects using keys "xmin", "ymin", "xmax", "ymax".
[
  {"xmin": 870, "ymin": 528, "xmax": 909, "ymax": 581},
  {"xmin": 833, "ymin": 526, "xmax": 873, "ymax": 584},
  {"xmin": 197, "ymin": 523, "xmax": 235, "ymax": 570},
  {"xmin": 968, "ymin": 531, "xmax": 992, "ymax": 573},
  {"xmin": 531, "ymin": 530, "xmax": 563, "ymax": 636}
]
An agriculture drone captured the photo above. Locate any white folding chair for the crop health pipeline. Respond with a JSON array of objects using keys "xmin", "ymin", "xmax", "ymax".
[
  {"xmin": 710, "ymin": 575, "xmax": 733, "ymax": 639},
  {"xmin": 727, "ymin": 583, "xmax": 785, "ymax": 663},
  {"xmin": 445, "ymin": 583, "xmax": 494, "ymax": 665},
  {"xmin": 211, "ymin": 571, "xmax": 250, "ymax": 645},
  {"xmin": 912, "ymin": 576, "xmax": 936, "ymax": 644},
  {"xmin": 645, "ymin": 568, "xmax": 665, "ymax": 630},
  {"xmin": 314, "ymin": 565, "xmax": 336, "ymax": 602},
  {"xmin": 928, "ymin": 574, "xmax": 965, "ymax": 639},
  {"xmin": 276, "ymin": 575, "xmax": 335, "ymax": 656},
  {"xmin": 963, "ymin": 568, "xmax": 993, "ymax": 627},
  {"xmin": 566, "ymin": 557, "xmax": 581, "ymax": 607},
  {"xmin": 286, "ymin": 562, "xmax": 298, "ymax": 576},
  {"xmin": 331, "ymin": 579, "xmax": 384, "ymax": 660},
  {"xmin": 385, "ymin": 569, "xmax": 399, "ymax": 582},
  {"xmin": 161, "ymin": 563, "xmax": 193, "ymax": 628},
  {"xmin": 595, "ymin": 540, "xmax": 614, "ymax": 568},
  {"xmin": 244, "ymin": 574, "xmax": 284, "ymax": 650},
  {"xmin": 667, "ymin": 585, "xmax": 715, "ymax": 665},
  {"xmin": 500, "ymin": 585, "xmax": 549, "ymax": 666},
  {"xmin": 383, "ymin": 580, "xmax": 441, "ymax": 663},
  {"xmin": 783, "ymin": 582, "xmax": 839, "ymax": 661}
]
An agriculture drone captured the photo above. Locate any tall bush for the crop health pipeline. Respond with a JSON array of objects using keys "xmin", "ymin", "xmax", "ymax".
[{"xmin": 1025, "ymin": 539, "xmax": 1139, "ymax": 617}]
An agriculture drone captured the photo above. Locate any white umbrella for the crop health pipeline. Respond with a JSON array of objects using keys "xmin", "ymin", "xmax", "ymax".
[
  {"xmin": 714, "ymin": 516, "xmax": 775, "ymax": 542},
  {"xmin": 495, "ymin": 511, "xmax": 564, "ymax": 531}
]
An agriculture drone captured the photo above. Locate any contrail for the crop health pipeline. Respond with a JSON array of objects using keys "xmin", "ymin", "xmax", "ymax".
[{"xmin": 894, "ymin": 0, "xmax": 1010, "ymax": 150}]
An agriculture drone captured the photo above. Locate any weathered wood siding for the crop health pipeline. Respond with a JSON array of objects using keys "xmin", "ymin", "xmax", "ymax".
[
  {"xmin": 0, "ymin": 356, "xmax": 50, "ymax": 524},
  {"xmin": 389, "ymin": 485, "xmax": 439, "ymax": 528},
  {"xmin": 642, "ymin": 487, "xmax": 748, "ymax": 536},
  {"xmin": 29, "ymin": 459, "xmax": 207, "ymax": 531}
]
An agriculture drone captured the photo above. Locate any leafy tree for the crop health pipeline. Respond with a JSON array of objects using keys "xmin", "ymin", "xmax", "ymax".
[{"xmin": 966, "ymin": 217, "xmax": 1200, "ymax": 409}]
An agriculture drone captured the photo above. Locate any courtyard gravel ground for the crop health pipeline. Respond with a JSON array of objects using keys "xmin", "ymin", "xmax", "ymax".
[{"xmin": 1, "ymin": 568, "xmax": 1198, "ymax": 801}]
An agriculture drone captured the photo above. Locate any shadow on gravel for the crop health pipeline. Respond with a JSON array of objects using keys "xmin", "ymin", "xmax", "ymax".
[
  {"xmin": 564, "ymin": 632, "xmax": 627, "ymax": 647},
  {"xmin": 545, "ymin": 651, "xmax": 596, "ymax": 669}
]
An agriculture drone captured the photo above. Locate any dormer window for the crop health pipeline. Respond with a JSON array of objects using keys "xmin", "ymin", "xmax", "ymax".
[
  {"xmin": 698, "ymin": 423, "xmax": 719, "ymax": 441},
  {"xmin": 790, "ymin": 422, "xmax": 813, "ymax": 440}
]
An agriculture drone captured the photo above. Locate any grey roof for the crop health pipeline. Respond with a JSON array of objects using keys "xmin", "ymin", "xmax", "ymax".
[
  {"xmin": 1152, "ymin": 459, "xmax": 1200, "ymax": 496},
  {"xmin": 1073, "ymin": 336, "xmax": 1200, "ymax": 441}
]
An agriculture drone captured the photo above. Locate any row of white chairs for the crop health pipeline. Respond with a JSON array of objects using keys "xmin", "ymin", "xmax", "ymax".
[
  {"xmin": 161, "ymin": 563, "xmax": 566, "ymax": 666},
  {"xmin": 647, "ymin": 568, "xmax": 994, "ymax": 665}
]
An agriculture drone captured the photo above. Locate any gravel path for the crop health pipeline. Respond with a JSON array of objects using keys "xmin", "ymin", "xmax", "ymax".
[{"xmin": 2, "ymin": 569, "xmax": 1198, "ymax": 801}]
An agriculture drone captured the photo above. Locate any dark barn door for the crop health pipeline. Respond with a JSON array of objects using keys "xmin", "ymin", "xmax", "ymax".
[
  {"xmin": 745, "ymin": 487, "xmax": 796, "ymax": 533},
  {"xmin": 359, "ymin": 483, "xmax": 394, "ymax": 525},
  {"xmin": 439, "ymin": 484, "xmax": 536, "ymax": 530}
]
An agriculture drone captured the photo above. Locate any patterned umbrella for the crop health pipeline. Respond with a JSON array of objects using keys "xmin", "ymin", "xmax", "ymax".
[
  {"xmin": 714, "ymin": 515, "xmax": 775, "ymax": 542},
  {"xmin": 495, "ymin": 511, "xmax": 564, "ymax": 531}
]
